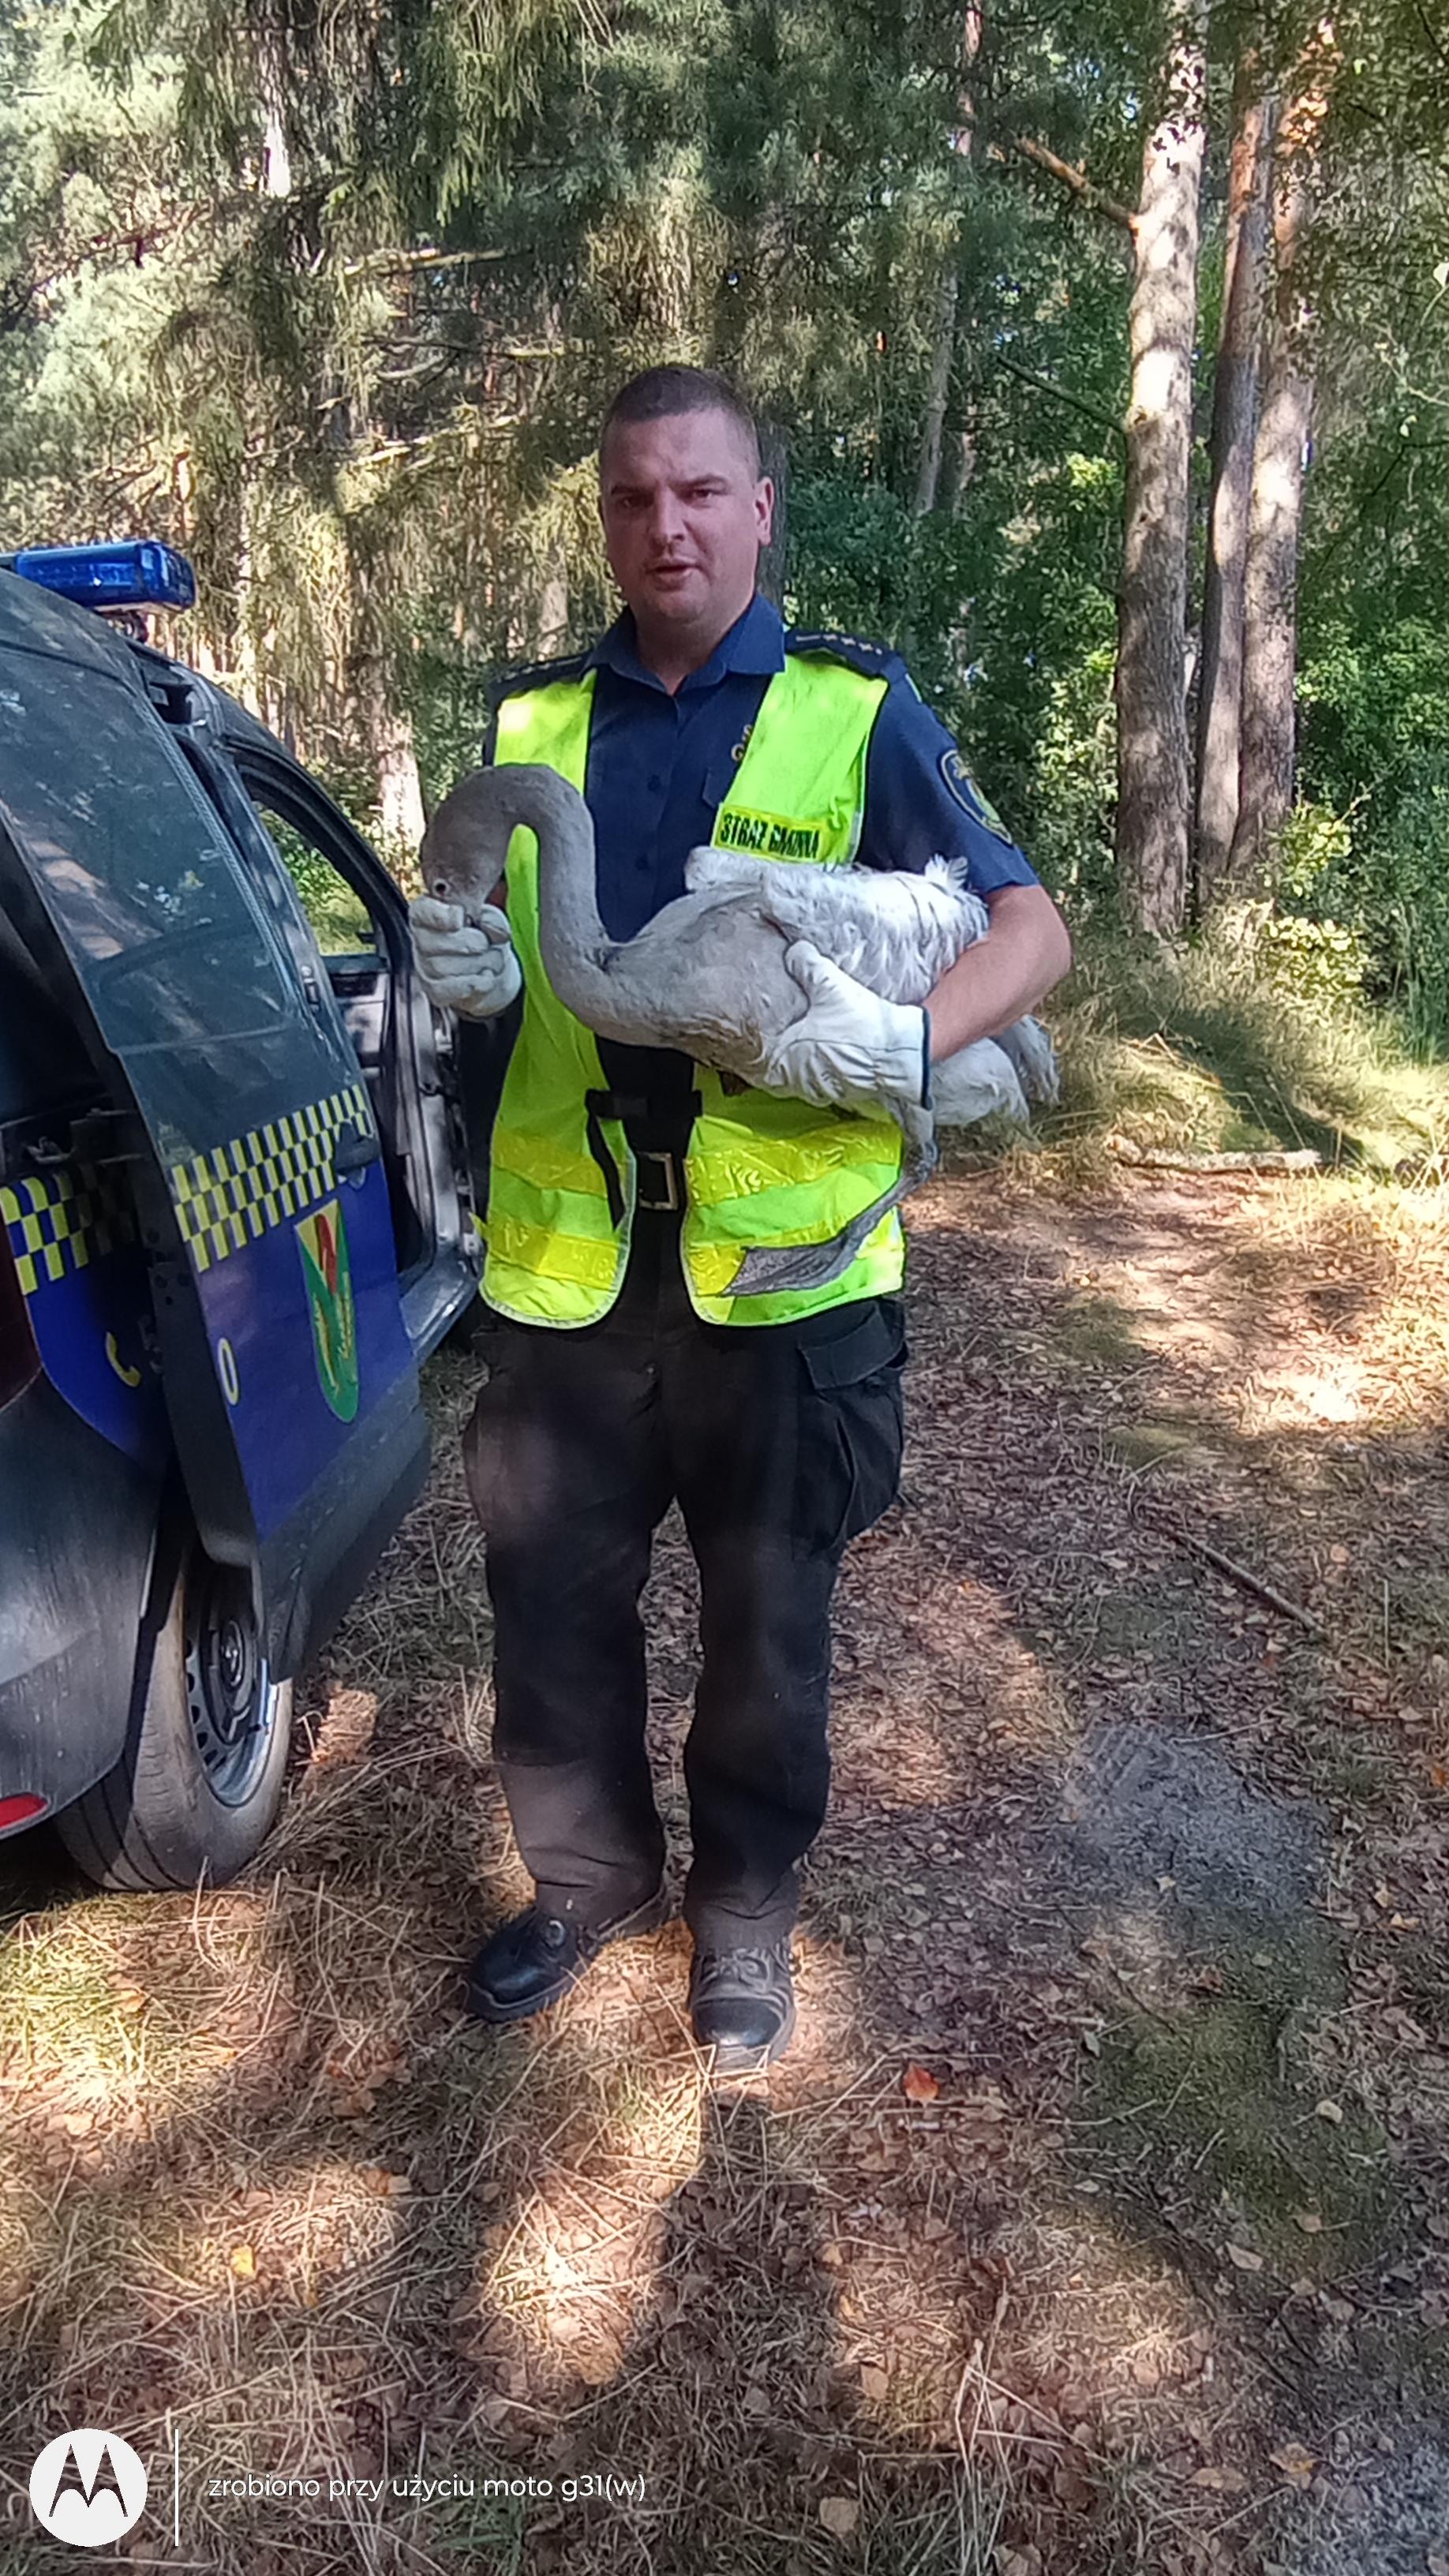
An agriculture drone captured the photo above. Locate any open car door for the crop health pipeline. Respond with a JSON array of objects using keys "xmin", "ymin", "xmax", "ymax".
[
  {"xmin": 194, "ymin": 717, "xmax": 482, "ymax": 1361},
  {"xmin": 0, "ymin": 575, "xmax": 425, "ymax": 1676}
]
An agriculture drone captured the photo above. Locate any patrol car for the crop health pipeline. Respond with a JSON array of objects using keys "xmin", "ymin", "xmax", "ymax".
[{"xmin": 0, "ymin": 541, "xmax": 483, "ymax": 1892}]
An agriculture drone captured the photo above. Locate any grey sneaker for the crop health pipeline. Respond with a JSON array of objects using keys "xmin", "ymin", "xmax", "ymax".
[{"xmin": 687, "ymin": 1935, "xmax": 796, "ymax": 2072}]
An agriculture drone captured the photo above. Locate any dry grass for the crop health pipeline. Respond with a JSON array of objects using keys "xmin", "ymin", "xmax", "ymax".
[
  {"xmin": 1040, "ymin": 925, "xmax": 1449, "ymax": 1174},
  {"xmin": 5, "ymin": 1166, "xmax": 1449, "ymax": 2573}
]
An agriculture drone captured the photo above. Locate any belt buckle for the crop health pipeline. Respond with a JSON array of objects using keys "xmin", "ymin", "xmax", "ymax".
[{"xmin": 636, "ymin": 1149, "xmax": 680, "ymax": 1212}]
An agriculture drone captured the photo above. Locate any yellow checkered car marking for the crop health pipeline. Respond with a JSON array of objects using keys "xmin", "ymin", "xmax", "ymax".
[
  {"xmin": 168, "ymin": 1080, "xmax": 372, "ymax": 1276},
  {"xmin": 1, "ymin": 1164, "xmax": 138, "ymax": 1299}
]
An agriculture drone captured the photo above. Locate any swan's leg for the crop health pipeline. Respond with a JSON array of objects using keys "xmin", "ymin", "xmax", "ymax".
[
  {"xmin": 995, "ymin": 1016, "xmax": 1061, "ymax": 1105},
  {"xmin": 928, "ymin": 1042, "xmax": 1029, "ymax": 1127}
]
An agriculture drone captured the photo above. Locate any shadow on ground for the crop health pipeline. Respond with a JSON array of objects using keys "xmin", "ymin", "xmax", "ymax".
[{"xmin": 3, "ymin": 1168, "xmax": 1449, "ymax": 2573}]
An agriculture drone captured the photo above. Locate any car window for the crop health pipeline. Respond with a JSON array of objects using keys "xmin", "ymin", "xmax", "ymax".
[
  {"xmin": 250, "ymin": 802, "xmax": 377, "ymax": 956},
  {"xmin": 0, "ymin": 652, "xmax": 294, "ymax": 1051},
  {"xmin": 0, "ymin": 648, "xmax": 354, "ymax": 1159}
]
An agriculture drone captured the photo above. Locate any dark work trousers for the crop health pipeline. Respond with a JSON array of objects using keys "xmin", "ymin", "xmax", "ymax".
[{"xmin": 462, "ymin": 1206, "xmax": 907, "ymax": 1947}]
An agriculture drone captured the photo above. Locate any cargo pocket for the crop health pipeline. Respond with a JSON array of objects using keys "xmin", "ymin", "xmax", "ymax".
[{"xmin": 790, "ymin": 1300, "xmax": 907, "ymax": 1561}]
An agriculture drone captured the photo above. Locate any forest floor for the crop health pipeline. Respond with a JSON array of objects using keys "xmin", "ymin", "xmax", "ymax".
[{"xmin": 5, "ymin": 1160, "xmax": 1449, "ymax": 2576}]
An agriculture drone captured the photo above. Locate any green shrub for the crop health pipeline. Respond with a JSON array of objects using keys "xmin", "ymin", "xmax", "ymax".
[
  {"xmin": 1251, "ymin": 907, "xmax": 1372, "ymax": 1014},
  {"xmin": 1029, "ymin": 636, "xmax": 1117, "ymax": 915}
]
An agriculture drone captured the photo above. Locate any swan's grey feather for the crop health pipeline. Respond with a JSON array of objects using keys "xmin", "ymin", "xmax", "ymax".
[{"xmin": 425, "ymin": 765, "xmax": 1059, "ymax": 1295}]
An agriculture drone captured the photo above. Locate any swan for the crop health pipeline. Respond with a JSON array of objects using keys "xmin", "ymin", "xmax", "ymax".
[{"xmin": 422, "ymin": 762, "xmax": 1058, "ymax": 1294}]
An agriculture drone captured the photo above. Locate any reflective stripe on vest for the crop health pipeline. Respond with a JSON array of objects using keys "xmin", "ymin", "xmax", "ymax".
[{"xmin": 482, "ymin": 650, "xmax": 907, "ymax": 1327}]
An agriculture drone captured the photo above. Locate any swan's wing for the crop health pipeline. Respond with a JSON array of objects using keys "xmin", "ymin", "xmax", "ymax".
[
  {"xmin": 924, "ymin": 854, "xmax": 973, "ymax": 897},
  {"xmin": 686, "ymin": 855, "xmax": 985, "ymax": 1003}
]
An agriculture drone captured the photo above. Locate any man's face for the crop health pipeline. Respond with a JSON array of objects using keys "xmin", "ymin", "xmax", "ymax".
[{"xmin": 598, "ymin": 406, "xmax": 773, "ymax": 642}]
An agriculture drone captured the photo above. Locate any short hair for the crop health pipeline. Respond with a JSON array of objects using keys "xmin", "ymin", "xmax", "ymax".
[{"xmin": 600, "ymin": 366, "xmax": 762, "ymax": 475}]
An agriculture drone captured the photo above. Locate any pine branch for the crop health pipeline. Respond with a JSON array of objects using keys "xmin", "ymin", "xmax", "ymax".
[
  {"xmin": 14, "ymin": 203, "xmax": 212, "ymax": 314},
  {"xmin": 961, "ymin": 107, "xmax": 1136, "ymax": 230},
  {"xmin": 990, "ymin": 347, "xmax": 1125, "ymax": 440},
  {"xmin": 1000, "ymin": 129, "xmax": 1137, "ymax": 230},
  {"xmin": 340, "ymin": 245, "xmax": 507, "ymax": 278},
  {"xmin": 72, "ymin": 209, "xmax": 208, "ymax": 267},
  {"xmin": 1312, "ymin": 436, "xmax": 1449, "ymax": 569}
]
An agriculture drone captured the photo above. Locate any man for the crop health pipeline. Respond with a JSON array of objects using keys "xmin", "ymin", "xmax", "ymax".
[{"xmin": 410, "ymin": 365, "xmax": 1071, "ymax": 2072}]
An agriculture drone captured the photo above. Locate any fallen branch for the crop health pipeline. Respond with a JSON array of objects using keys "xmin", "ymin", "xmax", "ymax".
[
  {"xmin": 1143, "ymin": 1508, "xmax": 1327, "ymax": 1638},
  {"xmin": 1106, "ymin": 1136, "xmax": 1326, "ymax": 1173}
]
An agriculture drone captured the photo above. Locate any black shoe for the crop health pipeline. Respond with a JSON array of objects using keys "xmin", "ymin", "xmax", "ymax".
[
  {"xmin": 687, "ymin": 1935, "xmax": 796, "ymax": 2072},
  {"xmin": 466, "ymin": 1887, "xmax": 668, "ymax": 2026}
]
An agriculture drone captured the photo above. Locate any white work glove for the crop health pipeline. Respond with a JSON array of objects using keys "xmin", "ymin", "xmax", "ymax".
[
  {"xmin": 408, "ymin": 896, "xmax": 522, "ymax": 1020},
  {"xmin": 755, "ymin": 942, "xmax": 931, "ymax": 1115}
]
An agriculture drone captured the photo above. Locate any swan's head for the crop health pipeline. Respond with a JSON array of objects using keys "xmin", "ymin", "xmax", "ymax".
[{"xmin": 421, "ymin": 763, "xmax": 593, "ymax": 915}]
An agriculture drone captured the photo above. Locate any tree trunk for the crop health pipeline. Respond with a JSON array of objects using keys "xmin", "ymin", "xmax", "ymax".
[
  {"xmin": 354, "ymin": 656, "xmax": 427, "ymax": 849},
  {"xmin": 535, "ymin": 549, "xmax": 569, "ymax": 655},
  {"xmin": 234, "ymin": 460, "xmax": 263, "ymax": 719},
  {"xmin": 256, "ymin": 25, "xmax": 293, "ymax": 200},
  {"xmin": 260, "ymin": 99, "xmax": 292, "ymax": 200},
  {"xmin": 1195, "ymin": 63, "xmax": 1273, "ymax": 902},
  {"xmin": 377, "ymin": 716, "xmax": 427, "ymax": 848},
  {"xmin": 941, "ymin": 418, "xmax": 977, "ymax": 515},
  {"xmin": 913, "ymin": 1, "xmax": 981, "ymax": 519},
  {"xmin": 1232, "ymin": 110, "xmax": 1318, "ymax": 882},
  {"xmin": 913, "ymin": 265, "xmax": 960, "ymax": 518},
  {"xmin": 758, "ymin": 418, "xmax": 789, "ymax": 608},
  {"xmin": 1115, "ymin": 11, "xmax": 1209, "ymax": 938}
]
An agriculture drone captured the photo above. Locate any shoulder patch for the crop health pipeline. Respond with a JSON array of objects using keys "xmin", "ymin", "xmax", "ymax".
[
  {"xmin": 486, "ymin": 649, "xmax": 590, "ymax": 709},
  {"xmin": 785, "ymin": 627, "xmax": 905, "ymax": 681},
  {"xmin": 938, "ymin": 747, "xmax": 1014, "ymax": 844}
]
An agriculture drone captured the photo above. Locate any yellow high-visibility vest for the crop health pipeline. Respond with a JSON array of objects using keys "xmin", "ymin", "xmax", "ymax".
[{"xmin": 482, "ymin": 644, "xmax": 907, "ymax": 1327}]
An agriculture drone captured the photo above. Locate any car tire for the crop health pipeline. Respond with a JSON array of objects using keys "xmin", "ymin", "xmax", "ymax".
[{"xmin": 56, "ymin": 1515, "xmax": 294, "ymax": 1893}]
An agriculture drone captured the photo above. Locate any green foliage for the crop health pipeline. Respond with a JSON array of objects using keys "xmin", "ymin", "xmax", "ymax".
[
  {"xmin": 1374, "ymin": 769, "xmax": 1449, "ymax": 1055},
  {"xmin": 254, "ymin": 806, "xmax": 376, "ymax": 949},
  {"xmin": 1275, "ymin": 797, "xmax": 1353, "ymax": 904},
  {"xmin": 1024, "ymin": 629, "xmax": 1118, "ymax": 915},
  {"xmin": 1256, "ymin": 907, "xmax": 1372, "ymax": 1015},
  {"xmin": 1297, "ymin": 616, "xmax": 1449, "ymax": 1049},
  {"xmin": 787, "ymin": 425, "xmax": 1123, "ymax": 912},
  {"xmin": 4, "ymin": 0, "xmax": 1449, "ymax": 1080}
]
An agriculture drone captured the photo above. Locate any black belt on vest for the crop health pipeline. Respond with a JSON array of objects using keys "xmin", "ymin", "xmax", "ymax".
[{"xmin": 582, "ymin": 1089, "xmax": 704, "ymax": 1227}]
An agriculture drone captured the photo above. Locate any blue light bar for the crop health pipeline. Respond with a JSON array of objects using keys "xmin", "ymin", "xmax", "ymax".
[{"xmin": 7, "ymin": 540, "xmax": 197, "ymax": 612}]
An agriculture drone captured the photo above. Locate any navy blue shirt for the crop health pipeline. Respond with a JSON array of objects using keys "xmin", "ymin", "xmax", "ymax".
[
  {"xmin": 573, "ymin": 593, "xmax": 1038, "ymax": 940},
  {"xmin": 492, "ymin": 593, "xmax": 1040, "ymax": 1128}
]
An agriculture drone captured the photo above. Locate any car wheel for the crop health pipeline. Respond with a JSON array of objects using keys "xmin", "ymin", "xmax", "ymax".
[{"xmin": 57, "ymin": 1518, "xmax": 294, "ymax": 1893}]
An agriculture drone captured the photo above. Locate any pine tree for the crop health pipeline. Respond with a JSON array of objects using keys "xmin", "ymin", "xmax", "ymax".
[{"xmin": 1115, "ymin": 5, "xmax": 1209, "ymax": 938}]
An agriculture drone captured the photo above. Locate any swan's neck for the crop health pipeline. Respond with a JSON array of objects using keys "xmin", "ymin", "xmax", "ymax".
[{"xmin": 497, "ymin": 766, "xmax": 613, "ymax": 979}]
